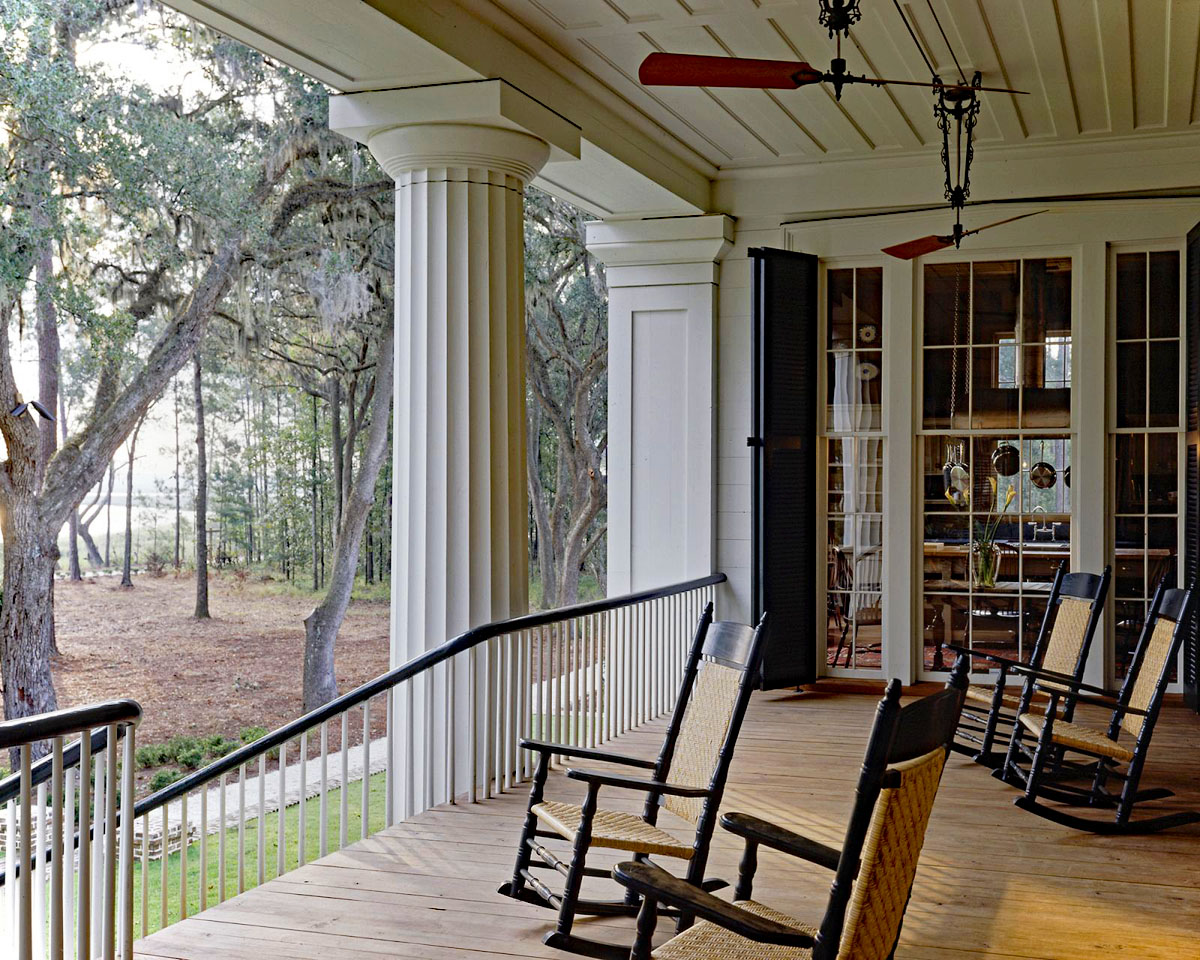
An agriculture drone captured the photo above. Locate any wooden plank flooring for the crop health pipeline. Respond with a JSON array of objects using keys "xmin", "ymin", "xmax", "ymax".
[{"xmin": 134, "ymin": 691, "xmax": 1200, "ymax": 959}]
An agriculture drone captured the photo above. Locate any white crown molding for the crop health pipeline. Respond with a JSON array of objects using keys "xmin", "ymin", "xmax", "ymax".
[{"xmin": 587, "ymin": 215, "xmax": 735, "ymax": 287}]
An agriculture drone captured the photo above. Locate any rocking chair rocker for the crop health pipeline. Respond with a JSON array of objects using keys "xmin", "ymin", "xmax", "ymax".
[
  {"xmin": 1009, "ymin": 577, "xmax": 1198, "ymax": 834},
  {"xmin": 611, "ymin": 657, "xmax": 969, "ymax": 960},
  {"xmin": 944, "ymin": 562, "xmax": 1110, "ymax": 769},
  {"xmin": 498, "ymin": 603, "xmax": 769, "ymax": 959}
]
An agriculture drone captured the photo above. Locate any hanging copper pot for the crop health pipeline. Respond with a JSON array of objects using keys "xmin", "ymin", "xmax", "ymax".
[
  {"xmin": 1030, "ymin": 461, "xmax": 1057, "ymax": 489},
  {"xmin": 991, "ymin": 441, "xmax": 1020, "ymax": 477}
]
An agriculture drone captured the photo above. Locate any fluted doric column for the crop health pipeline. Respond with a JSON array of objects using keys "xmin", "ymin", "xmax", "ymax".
[{"xmin": 331, "ymin": 82, "xmax": 580, "ymax": 813}]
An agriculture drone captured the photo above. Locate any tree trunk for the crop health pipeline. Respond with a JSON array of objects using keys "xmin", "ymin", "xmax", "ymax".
[
  {"xmin": 311, "ymin": 394, "xmax": 319, "ymax": 592},
  {"xmin": 193, "ymin": 353, "xmax": 210, "ymax": 618},
  {"xmin": 303, "ymin": 327, "xmax": 393, "ymax": 711},
  {"xmin": 61, "ymin": 395, "xmax": 82, "ymax": 582},
  {"xmin": 174, "ymin": 376, "xmax": 181, "ymax": 569},
  {"xmin": 0, "ymin": 499, "xmax": 59, "ymax": 753},
  {"xmin": 120, "ymin": 415, "xmax": 145, "ymax": 588},
  {"xmin": 104, "ymin": 460, "xmax": 113, "ymax": 567}
]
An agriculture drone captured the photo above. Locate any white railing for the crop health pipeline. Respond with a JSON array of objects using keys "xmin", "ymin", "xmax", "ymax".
[
  {"xmin": 0, "ymin": 573, "xmax": 724, "ymax": 954},
  {"xmin": 0, "ymin": 701, "xmax": 141, "ymax": 960}
]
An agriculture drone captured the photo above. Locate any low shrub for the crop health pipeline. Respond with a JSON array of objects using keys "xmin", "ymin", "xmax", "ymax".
[
  {"xmin": 135, "ymin": 744, "xmax": 171, "ymax": 769},
  {"xmin": 143, "ymin": 551, "xmax": 167, "ymax": 577},
  {"xmin": 239, "ymin": 726, "xmax": 268, "ymax": 745},
  {"xmin": 176, "ymin": 746, "xmax": 205, "ymax": 769},
  {"xmin": 149, "ymin": 768, "xmax": 182, "ymax": 792}
]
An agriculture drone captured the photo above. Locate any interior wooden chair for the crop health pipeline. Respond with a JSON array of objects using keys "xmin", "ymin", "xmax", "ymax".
[
  {"xmin": 611, "ymin": 657, "xmax": 969, "ymax": 960},
  {"xmin": 943, "ymin": 561, "xmax": 1110, "ymax": 770},
  {"xmin": 499, "ymin": 604, "xmax": 769, "ymax": 959},
  {"xmin": 1009, "ymin": 577, "xmax": 1198, "ymax": 834}
]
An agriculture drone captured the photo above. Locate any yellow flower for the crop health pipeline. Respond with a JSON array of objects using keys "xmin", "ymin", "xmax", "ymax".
[{"xmin": 1003, "ymin": 486, "xmax": 1016, "ymax": 510}]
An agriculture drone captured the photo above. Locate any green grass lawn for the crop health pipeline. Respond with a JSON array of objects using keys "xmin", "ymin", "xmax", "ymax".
[{"xmin": 132, "ymin": 770, "xmax": 387, "ymax": 939}]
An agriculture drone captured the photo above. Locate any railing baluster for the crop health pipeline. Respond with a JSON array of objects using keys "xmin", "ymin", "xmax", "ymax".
[
  {"xmin": 216, "ymin": 773, "xmax": 226, "ymax": 905},
  {"xmin": 257, "ymin": 754, "xmax": 267, "ymax": 886},
  {"xmin": 319, "ymin": 721, "xmax": 329, "ymax": 858},
  {"xmin": 423, "ymin": 663, "xmax": 434, "ymax": 811},
  {"xmin": 50, "ymin": 738, "xmax": 63, "ymax": 960},
  {"xmin": 467, "ymin": 649, "xmax": 477, "ymax": 804},
  {"xmin": 160, "ymin": 790, "xmax": 169, "ymax": 928},
  {"xmin": 17, "ymin": 745, "xmax": 32, "ymax": 960},
  {"xmin": 77, "ymin": 733, "xmax": 91, "ymax": 960},
  {"xmin": 199, "ymin": 784, "xmax": 208, "ymax": 914},
  {"xmin": 120, "ymin": 728, "xmax": 135, "ymax": 959},
  {"xmin": 385, "ymin": 687, "xmax": 396, "ymax": 827},
  {"xmin": 92, "ymin": 746, "xmax": 105, "ymax": 950},
  {"xmin": 360, "ymin": 702, "xmax": 370, "ymax": 840},
  {"xmin": 5, "ymin": 799, "xmax": 17, "ymax": 953},
  {"xmin": 179, "ymin": 792, "xmax": 189, "ymax": 922},
  {"xmin": 277, "ymin": 743, "xmax": 287, "ymax": 878},
  {"xmin": 139, "ymin": 814, "xmax": 148, "ymax": 941},
  {"xmin": 35, "ymin": 780, "xmax": 47, "ymax": 960},
  {"xmin": 237, "ymin": 765, "xmax": 247, "ymax": 892},
  {"xmin": 103, "ymin": 725, "xmax": 118, "ymax": 960},
  {"xmin": 485, "ymin": 637, "xmax": 496, "ymax": 799},
  {"xmin": 297, "ymin": 734, "xmax": 307, "ymax": 868},
  {"xmin": 339, "ymin": 714, "xmax": 349, "ymax": 848},
  {"xmin": 445, "ymin": 655, "xmax": 455, "ymax": 805},
  {"xmin": 65, "ymin": 768, "xmax": 76, "ymax": 960}
]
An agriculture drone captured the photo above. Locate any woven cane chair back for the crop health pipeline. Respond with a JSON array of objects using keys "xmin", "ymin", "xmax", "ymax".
[
  {"xmin": 1121, "ymin": 615, "xmax": 1178, "ymax": 738},
  {"xmin": 836, "ymin": 748, "xmax": 947, "ymax": 960},
  {"xmin": 1038, "ymin": 596, "xmax": 1095, "ymax": 691},
  {"xmin": 663, "ymin": 660, "xmax": 744, "ymax": 823}
]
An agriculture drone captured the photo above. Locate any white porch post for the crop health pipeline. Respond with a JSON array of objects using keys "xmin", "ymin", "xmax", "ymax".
[
  {"xmin": 587, "ymin": 215, "xmax": 733, "ymax": 594},
  {"xmin": 331, "ymin": 82, "xmax": 579, "ymax": 817}
]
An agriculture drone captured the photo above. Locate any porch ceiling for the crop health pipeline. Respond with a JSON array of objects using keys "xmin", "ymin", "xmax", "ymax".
[{"xmin": 486, "ymin": 0, "xmax": 1200, "ymax": 169}]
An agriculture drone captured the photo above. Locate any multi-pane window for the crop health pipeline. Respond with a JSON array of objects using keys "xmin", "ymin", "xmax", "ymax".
[
  {"xmin": 825, "ymin": 267, "xmax": 883, "ymax": 671},
  {"xmin": 1111, "ymin": 251, "xmax": 1182, "ymax": 678},
  {"xmin": 920, "ymin": 258, "xmax": 1073, "ymax": 672}
]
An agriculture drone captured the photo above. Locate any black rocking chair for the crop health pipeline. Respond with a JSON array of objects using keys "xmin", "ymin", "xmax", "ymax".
[
  {"xmin": 945, "ymin": 561, "xmax": 1110, "ymax": 770},
  {"xmin": 498, "ymin": 603, "xmax": 769, "ymax": 959},
  {"xmin": 1010, "ymin": 577, "xmax": 1199, "ymax": 834},
  {"xmin": 611, "ymin": 657, "xmax": 969, "ymax": 960}
]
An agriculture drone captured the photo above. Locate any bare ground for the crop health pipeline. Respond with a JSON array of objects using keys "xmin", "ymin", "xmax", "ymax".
[{"xmin": 52, "ymin": 572, "xmax": 389, "ymax": 748}]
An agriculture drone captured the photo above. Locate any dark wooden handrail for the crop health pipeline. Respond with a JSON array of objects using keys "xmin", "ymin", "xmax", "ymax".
[
  {"xmin": 0, "ymin": 573, "xmax": 725, "ymax": 888},
  {"xmin": 130, "ymin": 572, "xmax": 726, "ymax": 818}
]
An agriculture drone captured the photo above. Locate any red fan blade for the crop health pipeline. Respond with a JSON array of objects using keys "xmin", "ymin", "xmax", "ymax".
[
  {"xmin": 882, "ymin": 234, "xmax": 954, "ymax": 260},
  {"xmin": 639, "ymin": 53, "xmax": 822, "ymax": 89}
]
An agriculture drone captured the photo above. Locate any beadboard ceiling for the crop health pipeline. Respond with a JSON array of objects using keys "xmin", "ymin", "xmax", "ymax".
[{"xmin": 486, "ymin": 0, "xmax": 1200, "ymax": 168}]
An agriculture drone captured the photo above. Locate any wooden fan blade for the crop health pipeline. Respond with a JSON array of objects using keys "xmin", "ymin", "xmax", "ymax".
[
  {"xmin": 882, "ymin": 235, "xmax": 954, "ymax": 260},
  {"xmin": 963, "ymin": 209, "xmax": 1048, "ymax": 237},
  {"xmin": 850, "ymin": 75, "xmax": 1029, "ymax": 95},
  {"xmin": 639, "ymin": 53, "xmax": 821, "ymax": 89}
]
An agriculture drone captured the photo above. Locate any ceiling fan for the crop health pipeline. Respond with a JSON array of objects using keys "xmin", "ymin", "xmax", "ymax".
[
  {"xmin": 638, "ymin": 0, "xmax": 1025, "ymax": 102},
  {"xmin": 639, "ymin": 1, "xmax": 1038, "ymax": 258},
  {"xmin": 880, "ymin": 210, "xmax": 1047, "ymax": 260}
]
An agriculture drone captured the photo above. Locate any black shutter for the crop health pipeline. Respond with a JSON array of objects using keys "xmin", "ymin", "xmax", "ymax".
[
  {"xmin": 750, "ymin": 247, "xmax": 818, "ymax": 689},
  {"xmin": 1185, "ymin": 223, "xmax": 1200, "ymax": 712}
]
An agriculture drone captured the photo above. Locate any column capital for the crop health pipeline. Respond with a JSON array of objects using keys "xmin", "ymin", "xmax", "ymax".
[
  {"xmin": 329, "ymin": 79, "xmax": 580, "ymax": 182},
  {"xmin": 585, "ymin": 214, "xmax": 735, "ymax": 287}
]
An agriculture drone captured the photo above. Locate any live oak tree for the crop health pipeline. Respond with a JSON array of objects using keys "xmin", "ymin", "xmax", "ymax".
[
  {"xmin": 0, "ymin": 1, "xmax": 380, "ymax": 725},
  {"xmin": 524, "ymin": 189, "xmax": 608, "ymax": 608}
]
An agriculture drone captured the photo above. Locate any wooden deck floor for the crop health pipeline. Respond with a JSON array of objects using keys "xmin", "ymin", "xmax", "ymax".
[{"xmin": 134, "ymin": 690, "xmax": 1200, "ymax": 960}]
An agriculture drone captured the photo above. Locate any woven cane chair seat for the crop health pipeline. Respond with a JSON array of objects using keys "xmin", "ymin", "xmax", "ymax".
[
  {"xmin": 1017, "ymin": 714, "xmax": 1134, "ymax": 762},
  {"xmin": 532, "ymin": 801, "xmax": 693, "ymax": 858},
  {"xmin": 653, "ymin": 899, "xmax": 817, "ymax": 960},
  {"xmin": 964, "ymin": 684, "xmax": 1020, "ymax": 708}
]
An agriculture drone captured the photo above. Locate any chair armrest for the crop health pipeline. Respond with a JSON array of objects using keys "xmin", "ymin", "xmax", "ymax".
[
  {"xmin": 720, "ymin": 813, "xmax": 842, "ymax": 872},
  {"xmin": 1030, "ymin": 686, "xmax": 1147, "ymax": 716},
  {"xmin": 566, "ymin": 768, "xmax": 710, "ymax": 797},
  {"xmin": 613, "ymin": 861, "xmax": 816, "ymax": 948},
  {"xmin": 1008, "ymin": 664, "xmax": 1114, "ymax": 697},
  {"xmin": 941, "ymin": 643, "xmax": 1019, "ymax": 670},
  {"xmin": 518, "ymin": 738, "xmax": 656, "ymax": 768}
]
